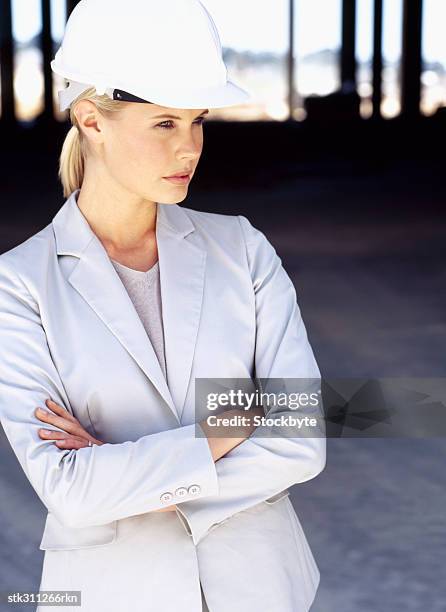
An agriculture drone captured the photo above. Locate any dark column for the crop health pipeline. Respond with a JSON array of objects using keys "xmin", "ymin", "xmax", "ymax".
[
  {"xmin": 372, "ymin": 0, "xmax": 383, "ymax": 118},
  {"xmin": 401, "ymin": 0, "xmax": 423, "ymax": 117},
  {"xmin": 305, "ymin": 0, "xmax": 360, "ymax": 121},
  {"xmin": 341, "ymin": 0, "xmax": 357, "ymax": 89},
  {"xmin": 66, "ymin": 0, "xmax": 80, "ymax": 19},
  {"xmin": 40, "ymin": 0, "xmax": 54, "ymax": 121},
  {"xmin": 0, "ymin": 0, "xmax": 15, "ymax": 124},
  {"xmin": 287, "ymin": 0, "xmax": 295, "ymax": 119}
]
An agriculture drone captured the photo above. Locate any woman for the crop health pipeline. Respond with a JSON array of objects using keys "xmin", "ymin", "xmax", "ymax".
[{"xmin": 0, "ymin": 1, "xmax": 326, "ymax": 611}]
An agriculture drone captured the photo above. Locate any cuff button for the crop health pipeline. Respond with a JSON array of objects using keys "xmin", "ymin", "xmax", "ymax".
[
  {"xmin": 188, "ymin": 484, "xmax": 201, "ymax": 495},
  {"xmin": 175, "ymin": 487, "xmax": 188, "ymax": 498},
  {"xmin": 160, "ymin": 492, "xmax": 173, "ymax": 503}
]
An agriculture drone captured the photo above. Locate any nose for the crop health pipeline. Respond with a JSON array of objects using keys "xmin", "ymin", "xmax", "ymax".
[{"xmin": 176, "ymin": 131, "xmax": 203, "ymax": 162}]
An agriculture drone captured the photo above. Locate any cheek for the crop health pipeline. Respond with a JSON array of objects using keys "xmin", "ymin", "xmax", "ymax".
[{"xmin": 105, "ymin": 131, "xmax": 167, "ymax": 180}]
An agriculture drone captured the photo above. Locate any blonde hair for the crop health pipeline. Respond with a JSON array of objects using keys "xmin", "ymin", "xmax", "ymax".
[{"xmin": 58, "ymin": 87, "xmax": 128, "ymax": 199}]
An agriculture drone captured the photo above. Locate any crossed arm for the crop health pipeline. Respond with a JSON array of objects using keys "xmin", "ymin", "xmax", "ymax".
[{"xmin": 34, "ymin": 398, "xmax": 265, "ymax": 513}]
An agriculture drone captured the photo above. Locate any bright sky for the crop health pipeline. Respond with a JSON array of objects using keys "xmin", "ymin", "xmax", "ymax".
[{"xmin": 11, "ymin": 0, "xmax": 446, "ymax": 65}]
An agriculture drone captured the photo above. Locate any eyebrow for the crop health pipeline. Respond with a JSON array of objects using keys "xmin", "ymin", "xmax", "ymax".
[{"xmin": 151, "ymin": 110, "xmax": 210, "ymax": 120}]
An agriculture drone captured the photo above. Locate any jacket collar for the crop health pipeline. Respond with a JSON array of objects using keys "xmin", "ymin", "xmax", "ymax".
[
  {"xmin": 52, "ymin": 189, "xmax": 206, "ymax": 423},
  {"xmin": 52, "ymin": 189, "xmax": 195, "ymax": 256}
]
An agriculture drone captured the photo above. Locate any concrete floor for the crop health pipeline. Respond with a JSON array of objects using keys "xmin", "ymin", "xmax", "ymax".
[{"xmin": 0, "ymin": 156, "xmax": 445, "ymax": 611}]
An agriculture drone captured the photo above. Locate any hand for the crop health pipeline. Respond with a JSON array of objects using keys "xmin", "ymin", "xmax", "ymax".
[
  {"xmin": 35, "ymin": 398, "xmax": 104, "ymax": 449},
  {"xmin": 200, "ymin": 407, "xmax": 265, "ymax": 461},
  {"xmin": 35, "ymin": 399, "xmax": 175, "ymax": 513}
]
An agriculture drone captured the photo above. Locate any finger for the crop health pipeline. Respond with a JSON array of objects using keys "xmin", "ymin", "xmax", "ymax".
[
  {"xmin": 38, "ymin": 428, "xmax": 70, "ymax": 441},
  {"xmin": 35, "ymin": 407, "xmax": 79, "ymax": 436},
  {"xmin": 39, "ymin": 427, "xmax": 93, "ymax": 449},
  {"xmin": 54, "ymin": 436, "xmax": 90, "ymax": 450},
  {"xmin": 45, "ymin": 399, "xmax": 76, "ymax": 421}
]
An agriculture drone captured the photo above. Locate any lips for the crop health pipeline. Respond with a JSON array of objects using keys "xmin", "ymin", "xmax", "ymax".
[
  {"xmin": 163, "ymin": 174, "xmax": 191, "ymax": 185},
  {"xmin": 164, "ymin": 171, "xmax": 192, "ymax": 178}
]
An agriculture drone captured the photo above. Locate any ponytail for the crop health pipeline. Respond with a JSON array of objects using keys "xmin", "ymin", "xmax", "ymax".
[
  {"xmin": 58, "ymin": 125, "xmax": 84, "ymax": 199},
  {"xmin": 57, "ymin": 86, "xmax": 127, "ymax": 199}
]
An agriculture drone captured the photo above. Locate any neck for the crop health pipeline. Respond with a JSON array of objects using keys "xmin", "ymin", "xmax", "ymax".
[{"xmin": 76, "ymin": 178, "xmax": 158, "ymax": 252}]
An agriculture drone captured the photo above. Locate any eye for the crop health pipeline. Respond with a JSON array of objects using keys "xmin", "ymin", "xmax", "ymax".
[{"xmin": 156, "ymin": 117, "xmax": 207, "ymax": 130}]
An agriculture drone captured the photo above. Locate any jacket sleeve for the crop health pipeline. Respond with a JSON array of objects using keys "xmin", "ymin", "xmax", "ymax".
[
  {"xmin": 0, "ymin": 257, "xmax": 219, "ymax": 529},
  {"xmin": 175, "ymin": 214, "xmax": 326, "ymax": 545}
]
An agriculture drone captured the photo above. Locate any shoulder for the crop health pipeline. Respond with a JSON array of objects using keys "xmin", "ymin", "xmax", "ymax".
[
  {"xmin": 0, "ymin": 223, "xmax": 54, "ymax": 287},
  {"xmin": 181, "ymin": 205, "xmax": 239, "ymax": 233},
  {"xmin": 180, "ymin": 205, "xmax": 267, "ymax": 249},
  {"xmin": 179, "ymin": 207, "xmax": 281, "ymax": 285}
]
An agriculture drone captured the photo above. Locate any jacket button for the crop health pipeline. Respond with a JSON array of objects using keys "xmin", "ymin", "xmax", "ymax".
[
  {"xmin": 175, "ymin": 487, "xmax": 188, "ymax": 498},
  {"xmin": 160, "ymin": 492, "xmax": 173, "ymax": 503},
  {"xmin": 188, "ymin": 484, "xmax": 201, "ymax": 495}
]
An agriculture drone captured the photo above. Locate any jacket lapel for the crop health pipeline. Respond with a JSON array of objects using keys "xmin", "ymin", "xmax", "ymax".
[
  {"xmin": 52, "ymin": 190, "xmax": 206, "ymax": 423},
  {"xmin": 156, "ymin": 204, "xmax": 207, "ymax": 422}
]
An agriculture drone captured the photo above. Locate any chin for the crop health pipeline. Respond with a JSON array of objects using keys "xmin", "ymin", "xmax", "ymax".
[{"xmin": 161, "ymin": 192, "xmax": 188, "ymax": 205}]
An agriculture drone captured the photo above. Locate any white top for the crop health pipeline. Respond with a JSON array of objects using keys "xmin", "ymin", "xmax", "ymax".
[{"xmin": 110, "ymin": 258, "xmax": 168, "ymax": 383}]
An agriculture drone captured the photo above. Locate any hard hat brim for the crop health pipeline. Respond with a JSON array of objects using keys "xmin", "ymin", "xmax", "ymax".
[
  {"xmin": 136, "ymin": 79, "xmax": 253, "ymax": 110},
  {"xmin": 108, "ymin": 81, "xmax": 252, "ymax": 110},
  {"xmin": 53, "ymin": 61, "xmax": 252, "ymax": 112}
]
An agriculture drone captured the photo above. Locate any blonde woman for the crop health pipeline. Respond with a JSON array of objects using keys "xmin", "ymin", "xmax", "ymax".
[{"xmin": 0, "ymin": 1, "xmax": 326, "ymax": 610}]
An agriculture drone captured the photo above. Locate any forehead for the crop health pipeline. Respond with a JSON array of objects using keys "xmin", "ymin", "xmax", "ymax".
[{"xmin": 125, "ymin": 104, "xmax": 209, "ymax": 119}]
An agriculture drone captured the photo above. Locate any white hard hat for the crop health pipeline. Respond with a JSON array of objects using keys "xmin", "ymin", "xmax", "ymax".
[{"xmin": 51, "ymin": 0, "xmax": 251, "ymax": 112}]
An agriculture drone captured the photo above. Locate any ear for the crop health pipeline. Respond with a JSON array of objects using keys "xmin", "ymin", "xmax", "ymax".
[{"xmin": 74, "ymin": 100, "xmax": 104, "ymax": 145}]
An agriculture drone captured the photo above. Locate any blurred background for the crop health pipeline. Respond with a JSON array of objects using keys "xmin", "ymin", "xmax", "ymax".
[
  {"xmin": 2, "ymin": 0, "xmax": 446, "ymax": 121},
  {"xmin": 0, "ymin": 1, "xmax": 445, "ymax": 611}
]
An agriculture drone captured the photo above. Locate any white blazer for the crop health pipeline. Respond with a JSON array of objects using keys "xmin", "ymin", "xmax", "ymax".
[{"xmin": 0, "ymin": 190, "xmax": 326, "ymax": 612}]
